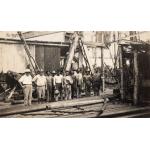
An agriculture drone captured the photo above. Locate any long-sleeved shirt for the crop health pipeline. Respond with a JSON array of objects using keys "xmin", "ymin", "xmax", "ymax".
[
  {"xmin": 32, "ymin": 74, "xmax": 47, "ymax": 86},
  {"xmin": 19, "ymin": 74, "xmax": 32, "ymax": 85}
]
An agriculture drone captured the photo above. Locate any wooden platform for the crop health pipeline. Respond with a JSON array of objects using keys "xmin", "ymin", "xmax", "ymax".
[
  {"xmin": 1, "ymin": 98, "xmax": 150, "ymax": 118},
  {"xmin": 1, "ymin": 88, "xmax": 150, "ymax": 118},
  {"xmin": 0, "ymin": 96, "xmax": 104, "ymax": 117}
]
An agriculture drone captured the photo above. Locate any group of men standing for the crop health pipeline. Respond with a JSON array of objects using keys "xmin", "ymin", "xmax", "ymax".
[{"xmin": 19, "ymin": 68, "xmax": 102, "ymax": 106}]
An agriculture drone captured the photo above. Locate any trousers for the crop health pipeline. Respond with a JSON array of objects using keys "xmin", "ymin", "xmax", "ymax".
[
  {"xmin": 55, "ymin": 83, "xmax": 63, "ymax": 100},
  {"xmin": 23, "ymin": 85, "xmax": 32, "ymax": 106},
  {"xmin": 37, "ymin": 86, "xmax": 46, "ymax": 100},
  {"xmin": 47, "ymin": 84, "xmax": 52, "ymax": 101},
  {"xmin": 77, "ymin": 84, "xmax": 82, "ymax": 98},
  {"xmin": 65, "ymin": 84, "xmax": 72, "ymax": 100},
  {"xmin": 85, "ymin": 84, "xmax": 91, "ymax": 96}
]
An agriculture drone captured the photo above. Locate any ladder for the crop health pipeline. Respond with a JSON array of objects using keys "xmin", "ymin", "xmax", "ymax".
[
  {"xmin": 78, "ymin": 39, "xmax": 94, "ymax": 74},
  {"xmin": 17, "ymin": 31, "xmax": 40, "ymax": 75}
]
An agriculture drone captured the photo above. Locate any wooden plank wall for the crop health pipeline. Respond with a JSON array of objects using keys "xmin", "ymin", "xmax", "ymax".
[{"xmin": 0, "ymin": 43, "xmax": 35, "ymax": 73}]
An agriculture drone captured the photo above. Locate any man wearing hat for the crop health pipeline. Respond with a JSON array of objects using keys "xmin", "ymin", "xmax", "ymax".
[
  {"xmin": 33, "ymin": 69, "xmax": 47, "ymax": 103},
  {"xmin": 19, "ymin": 69, "xmax": 32, "ymax": 106}
]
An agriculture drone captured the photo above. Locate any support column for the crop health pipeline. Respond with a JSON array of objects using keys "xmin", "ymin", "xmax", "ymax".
[
  {"xmin": 119, "ymin": 45, "xmax": 124, "ymax": 101},
  {"xmin": 133, "ymin": 49, "xmax": 139, "ymax": 105},
  {"xmin": 101, "ymin": 47, "xmax": 105, "ymax": 92}
]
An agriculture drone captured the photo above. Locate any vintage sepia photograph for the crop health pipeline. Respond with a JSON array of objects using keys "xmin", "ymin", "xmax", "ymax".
[
  {"xmin": 1, "ymin": 0, "xmax": 150, "ymax": 150},
  {"xmin": 0, "ymin": 31, "xmax": 150, "ymax": 118}
]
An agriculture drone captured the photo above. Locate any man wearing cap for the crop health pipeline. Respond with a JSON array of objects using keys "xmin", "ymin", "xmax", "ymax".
[
  {"xmin": 33, "ymin": 69, "xmax": 47, "ymax": 103},
  {"xmin": 19, "ymin": 69, "xmax": 32, "ymax": 106}
]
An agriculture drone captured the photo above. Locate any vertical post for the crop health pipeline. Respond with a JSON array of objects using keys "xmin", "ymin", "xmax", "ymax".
[
  {"xmin": 101, "ymin": 32, "xmax": 105, "ymax": 92},
  {"xmin": 101, "ymin": 47, "xmax": 105, "ymax": 92},
  {"xmin": 119, "ymin": 45, "xmax": 124, "ymax": 100},
  {"xmin": 95, "ymin": 32, "xmax": 97, "ymax": 67},
  {"xmin": 133, "ymin": 49, "xmax": 139, "ymax": 105},
  {"xmin": 130, "ymin": 31, "xmax": 139, "ymax": 105}
]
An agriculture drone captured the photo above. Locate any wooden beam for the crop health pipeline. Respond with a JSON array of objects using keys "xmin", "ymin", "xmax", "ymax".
[
  {"xmin": 0, "ymin": 38, "xmax": 69, "ymax": 47},
  {"xmin": 65, "ymin": 33, "xmax": 79, "ymax": 71},
  {"xmin": 83, "ymin": 41, "xmax": 105, "ymax": 48},
  {"xmin": 22, "ymin": 31, "xmax": 64, "ymax": 39},
  {"xmin": 101, "ymin": 47, "xmax": 105, "ymax": 92},
  {"xmin": 18, "ymin": 32, "xmax": 40, "ymax": 74}
]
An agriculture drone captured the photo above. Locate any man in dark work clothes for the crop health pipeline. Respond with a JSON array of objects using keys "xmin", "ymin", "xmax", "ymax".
[
  {"xmin": 83, "ymin": 70, "xmax": 92, "ymax": 97},
  {"xmin": 92, "ymin": 70, "xmax": 102, "ymax": 96}
]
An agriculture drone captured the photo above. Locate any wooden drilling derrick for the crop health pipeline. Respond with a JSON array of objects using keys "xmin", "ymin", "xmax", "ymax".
[{"xmin": 64, "ymin": 32, "xmax": 95, "ymax": 74}]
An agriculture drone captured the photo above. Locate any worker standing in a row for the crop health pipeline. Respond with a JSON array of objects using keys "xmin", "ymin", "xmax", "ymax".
[
  {"xmin": 46, "ymin": 71, "xmax": 53, "ymax": 102},
  {"xmin": 19, "ymin": 69, "xmax": 32, "ymax": 106},
  {"xmin": 64, "ymin": 71, "xmax": 73, "ymax": 100},
  {"xmin": 32, "ymin": 69, "xmax": 47, "ymax": 103},
  {"xmin": 76, "ymin": 69, "xmax": 83, "ymax": 98},
  {"xmin": 83, "ymin": 70, "xmax": 92, "ymax": 97},
  {"xmin": 19, "ymin": 68, "xmax": 102, "ymax": 106},
  {"xmin": 53, "ymin": 71, "xmax": 63, "ymax": 100}
]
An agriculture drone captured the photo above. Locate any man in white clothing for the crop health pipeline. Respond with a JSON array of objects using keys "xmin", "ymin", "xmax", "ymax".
[
  {"xmin": 19, "ymin": 69, "xmax": 32, "ymax": 106},
  {"xmin": 33, "ymin": 69, "xmax": 47, "ymax": 103},
  {"xmin": 53, "ymin": 71, "xmax": 63, "ymax": 100}
]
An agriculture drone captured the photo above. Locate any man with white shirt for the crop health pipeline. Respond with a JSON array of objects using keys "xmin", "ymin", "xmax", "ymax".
[
  {"xmin": 53, "ymin": 71, "xmax": 63, "ymax": 100},
  {"xmin": 19, "ymin": 69, "xmax": 32, "ymax": 106},
  {"xmin": 33, "ymin": 69, "xmax": 47, "ymax": 103}
]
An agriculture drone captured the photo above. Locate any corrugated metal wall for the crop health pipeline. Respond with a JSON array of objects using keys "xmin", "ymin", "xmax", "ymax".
[
  {"xmin": 35, "ymin": 45, "xmax": 45, "ymax": 70},
  {"xmin": 44, "ymin": 46, "xmax": 60, "ymax": 72},
  {"xmin": 35, "ymin": 45, "xmax": 60, "ymax": 72}
]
